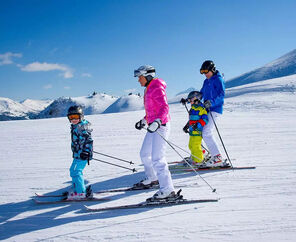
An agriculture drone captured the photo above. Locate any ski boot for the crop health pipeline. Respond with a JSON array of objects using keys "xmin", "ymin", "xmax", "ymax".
[
  {"xmin": 200, "ymin": 154, "xmax": 229, "ymax": 168},
  {"xmin": 86, "ymin": 185, "xmax": 93, "ymax": 198},
  {"xmin": 133, "ymin": 178, "xmax": 159, "ymax": 190},
  {"xmin": 146, "ymin": 189, "xmax": 183, "ymax": 203}
]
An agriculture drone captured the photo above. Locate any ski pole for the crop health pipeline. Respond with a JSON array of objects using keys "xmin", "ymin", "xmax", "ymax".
[
  {"xmin": 209, "ymin": 111, "xmax": 233, "ymax": 168},
  {"xmin": 93, "ymin": 151, "xmax": 134, "ymax": 165},
  {"xmin": 92, "ymin": 158, "xmax": 137, "ymax": 173},
  {"xmin": 147, "ymin": 128, "xmax": 216, "ymax": 193}
]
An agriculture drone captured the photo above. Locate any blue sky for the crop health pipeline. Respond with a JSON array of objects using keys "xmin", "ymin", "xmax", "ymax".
[{"xmin": 0, "ymin": 0, "xmax": 295, "ymax": 101}]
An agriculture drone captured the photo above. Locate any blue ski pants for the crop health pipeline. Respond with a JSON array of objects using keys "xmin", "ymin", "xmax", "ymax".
[{"xmin": 69, "ymin": 158, "xmax": 87, "ymax": 193}]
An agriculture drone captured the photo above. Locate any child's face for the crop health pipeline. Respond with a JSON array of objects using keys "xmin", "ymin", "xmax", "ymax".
[
  {"xmin": 70, "ymin": 118, "xmax": 80, "ymax": 125},
  {"xmin": 190, "ymin": 97, "xmax": 197, "ymax": 105}
]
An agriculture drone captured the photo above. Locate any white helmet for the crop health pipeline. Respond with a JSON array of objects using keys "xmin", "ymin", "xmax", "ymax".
[{"xmin": 134, "ymin": 65, "xmax": 156, "ymax": 78}]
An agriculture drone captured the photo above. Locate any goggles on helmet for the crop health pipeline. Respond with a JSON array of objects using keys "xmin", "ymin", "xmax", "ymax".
[
  {"xmin": 134, "ymin": 69, "xmax": 155, "ymax": 77},
  {"xmin": 200, "ymin": 69, "xmax": 209, "ymax": 74},
  {"xmin": 68, "ymin": 114, "xmax": 80, "ymax": 120},
  {"xmin": 134, "ymin": 70, "xmax": 144, "ymax": 77}
]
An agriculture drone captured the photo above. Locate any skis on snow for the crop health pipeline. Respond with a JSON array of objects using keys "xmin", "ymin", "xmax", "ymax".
[
  {"xmin": 169, "ymin": 165, "xmax": 256, "ymax": 173},
  {"xmin": 34, "ymin": 184, "xmax": 161, "ymax": 198},
  {"xmin": 33, "ymin": 197, "xmax": 110, "ymax": 204},
  {"xmin": 84, "ymin": 189, "xmax": 218, "ymax": 212}
]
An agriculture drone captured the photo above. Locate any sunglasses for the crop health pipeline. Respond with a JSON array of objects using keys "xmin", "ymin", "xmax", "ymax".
[
  {"xmin": 200, "ymin": 69, "xmax": 209, "ymax": 74},
  {"xmin": 68, "ymin": 114, "xmax": 80, "ymax": 120}
]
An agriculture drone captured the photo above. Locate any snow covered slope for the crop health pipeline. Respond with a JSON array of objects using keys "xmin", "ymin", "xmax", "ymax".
[
  {"xmin": 36, "ymin": 93, "xmax": 118, "ymax": 119},
  {"xmin": 103, "ymin": 94, "xmax": 144, "ymax": 114},
  {"xmin": 0, "ymin": 97, "xmax": 42, "ymax": 120},
  {"xmin": 21, "ymin": 99, "xmax": 53, "ymax": 112},
  {"xmin": 226, "ymin": 49, "xmax": 296, "ymax": 88},
  {"xmin": 0, "ymin": 75, "xmax": 296, "ymax": 241}
]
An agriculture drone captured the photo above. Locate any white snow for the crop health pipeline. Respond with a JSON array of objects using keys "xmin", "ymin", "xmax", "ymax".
[
  {"xmin": 1, "ymin": 74, "xmax": 296, "ymax": 241},
  {"xmin": 226, "ymin": 49, "xmax": 296, "ymax": 88},
  {"xmin": 20, "ymin": 99, "xmax": 53, "ymax": 112},
  {"xmin": 103, "ymin": 94, "xmax": 144, "ymax": 114}
]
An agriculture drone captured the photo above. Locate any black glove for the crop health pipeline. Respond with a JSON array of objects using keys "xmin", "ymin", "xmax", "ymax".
[
  {"xmin": 204, "ymin": 100, "xmax": 212, "ymax": 109},
  {"xmin": 180, "ymin": 98, "xmax": 187, "ymax": 105},
  {"xmin": 80, "ymin": 151, "xmax": 90, "ymax": 160},
  {"xmin": 192, "ymin": 122, "xmax": 202, "ymax": 131},
  {"xmin": 135, "ymin": 119, "xmax": 147, "ymax": 130},
  {"xmin": 183, "ymin": 122, "xmax": 189, "ymax": 133}
]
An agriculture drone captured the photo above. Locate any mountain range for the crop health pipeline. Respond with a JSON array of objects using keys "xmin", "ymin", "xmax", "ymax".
[{"xmin": 1, "ymin": 49, "xmax": 296, "ymax": 121}]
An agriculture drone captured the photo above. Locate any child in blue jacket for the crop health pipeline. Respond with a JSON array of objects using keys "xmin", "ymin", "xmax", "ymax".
[{"xmin": 67, "ymin": 105, "xmax": 93, "ymax": 200}]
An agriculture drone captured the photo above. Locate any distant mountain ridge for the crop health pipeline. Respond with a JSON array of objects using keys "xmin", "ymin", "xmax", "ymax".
[
  {"xmin": 226, "ymin": 49, "xmax": 296, "ymax": 88},
  {"xmin": 37, "ymin": 93, "xmax": 117, "ymax": 119},
  {"xmin": 1, "ymin": 49, "xmax": 296, "ymax": 121}
]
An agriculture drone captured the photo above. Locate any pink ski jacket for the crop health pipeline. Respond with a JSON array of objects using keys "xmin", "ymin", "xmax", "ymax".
[{"xmin": 144, "ymin": 78, "xmax": 170, "ymax": 124}]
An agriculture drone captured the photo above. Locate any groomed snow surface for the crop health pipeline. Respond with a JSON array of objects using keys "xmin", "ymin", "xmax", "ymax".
[{"xmin": 0, "ymin": 75, "xmax": 296, "ymax": 241}]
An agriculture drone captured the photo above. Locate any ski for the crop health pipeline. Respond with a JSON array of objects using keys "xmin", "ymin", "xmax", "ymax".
[
  {"xmin": 168, "ymin": 158, "xmax": 236, "ymax": 165},
  {"xmin": 33, "ymin": 197, "xmax": 110, "ymax": 204},
  {"xmin": 35, "ymin": 192, "xmax": 67, "ymax": 198},
  {"xmin": 84, "ymin": 198, "xmax": 218, "ymax": 212},
  {"xmin": 170, "ymin": 166, "xmax": 256, "ymax": 173},
  {"xmin": 34, "ymin": 184, "xmax": 161, "ymax": 198}
]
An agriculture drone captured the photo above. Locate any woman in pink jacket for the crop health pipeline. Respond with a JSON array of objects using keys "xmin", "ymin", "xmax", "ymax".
[{"xmin": 134, "ymin": 65, "xmax": 175, "ymax": 201}]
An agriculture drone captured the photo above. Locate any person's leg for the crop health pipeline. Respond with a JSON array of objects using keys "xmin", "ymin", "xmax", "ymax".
[
  {"xmin": 69, "ymin": 159, "xmax": 87, "ymax": 193},
  {"xmin": 189, "ymin": 136, "xmax": 204, "ymax": 163},
  {"xmin": 202, "ymin": 112, "xmax": 221, "ymax": 157},
  {"xmin": 151, "ymin": 123, "xmax": 174, "ymax": 194},
  {"xmin": 140, "ymin": 132, "xmax": 158, "ymax": 182}
]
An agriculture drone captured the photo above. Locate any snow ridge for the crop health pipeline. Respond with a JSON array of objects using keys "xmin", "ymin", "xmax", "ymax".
[{"xmin": 226, "ymin": 49, "xmax": 296, "ymax": 88}]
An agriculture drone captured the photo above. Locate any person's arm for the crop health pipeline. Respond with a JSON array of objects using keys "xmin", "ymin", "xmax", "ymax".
[
  {"xmin": 150, "ymin": 86, "xmax": 169, "ymax": 123},
  {"xmin": 79, "ymin": 124, "xmax": 93, "ymax": 160},
  {"xmin": 210, "ymin": 77, "xmax": 225, "ymax": 108}
]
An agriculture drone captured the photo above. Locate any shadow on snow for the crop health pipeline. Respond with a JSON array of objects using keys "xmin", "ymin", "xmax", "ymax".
[{"xmin": 0, "ymin": 170, "xmax": 205, "ymax": 240}]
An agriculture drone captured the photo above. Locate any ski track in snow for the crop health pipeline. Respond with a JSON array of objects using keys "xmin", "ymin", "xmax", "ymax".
[{"xmin": 0, "ymin": 88, "xmax": 296, "ymax": 241}]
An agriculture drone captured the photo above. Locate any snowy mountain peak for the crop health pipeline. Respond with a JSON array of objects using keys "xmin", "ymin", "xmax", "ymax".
[
  {"xmin": 103, "ymin": 94, "xmax": 144, "ymax": 114},
  {"xmin": 37, "ymin": 93, "xmax": 118, "ymax": 119}
]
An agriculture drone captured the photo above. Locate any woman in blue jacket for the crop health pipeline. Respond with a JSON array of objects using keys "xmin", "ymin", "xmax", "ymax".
[{"xmin": 200, "ymin": 60, "xmax": 226, "ymax": 167}]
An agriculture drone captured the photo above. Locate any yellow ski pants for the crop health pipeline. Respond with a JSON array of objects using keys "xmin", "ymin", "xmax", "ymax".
[{"xmin": 188, "ymin": 136, "xmax": 203, "ymax": 163}]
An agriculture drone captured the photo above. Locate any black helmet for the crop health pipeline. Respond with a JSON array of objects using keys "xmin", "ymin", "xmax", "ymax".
[
  {"xmin": 187, "ymin": 91, "xmax": 203, "ymax": 102},
  {"xmin": 200, "ymin": 60, "xmax": 216, "ymax": 74},
  {"xmin": 67, "ymin": 105, "xmax": 84, "ymax": 119}
]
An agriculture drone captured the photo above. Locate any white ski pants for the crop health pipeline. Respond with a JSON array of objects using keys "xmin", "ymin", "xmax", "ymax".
[
  {"xmin": 140, "ymin": 122, "xmax": 174, "ymax": 193},
  {"xmin": 203, "ymin": 111, "xmax": 221, "ymax": 157}
]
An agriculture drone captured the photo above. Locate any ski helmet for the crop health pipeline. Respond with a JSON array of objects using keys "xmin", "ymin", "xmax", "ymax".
[
  {"xmin": 200, "ymin": 60, "xmax": 216, "ymax": 74},
  {"xmin": 134, "ymin": 65, "xmax": 156, "ymax": 78},
  {"xmin": 67, "ymin": 105, "xmax": 84, "ymax": 119},
  {"xmin": 187, "ymin": 91, "xmax": 203, "ymax": 102}
]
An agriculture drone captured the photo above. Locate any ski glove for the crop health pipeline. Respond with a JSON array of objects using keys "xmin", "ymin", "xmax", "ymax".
[
  {"xmin": 204, "ymin": 100, "xmax": 212, "ymax": 109},
  {"xmin": 183, "ymin": 122, "xmax": 189, "ymax": 133},
  {"xmin": 135, "ymin": 118, "xmax": 147, "ymax": 130},
  {"xmin": 147, "ymin": 119, "xmax": 161, "ymax": 133},
  {"xmin": 80, "ymin": 151, "xmax": 91, "ymax": 161},
  {"xmin": 180, "ymin": 98, "xmax": 187, "ymax": 105},
  {"xmin": 192, "ymin": 122, "xmax": 203, "ymax": 131}
]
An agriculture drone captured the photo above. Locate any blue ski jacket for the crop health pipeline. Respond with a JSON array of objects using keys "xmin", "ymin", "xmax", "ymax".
[
  {"xmin": 200, "ymin": 71, "xmax": 225, "ymax": 114},
  {"xmin": 71, "ymin": 119, "xmax": 93, "ymax": 160}
]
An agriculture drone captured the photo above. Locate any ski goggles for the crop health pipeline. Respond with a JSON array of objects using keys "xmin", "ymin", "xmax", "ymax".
[
  {"xmin": 134, "ymin": 69, "xmax": 155, "ymax": 77},
  {"xmin": 200, "ymin": 69, "xmax": 209, "ymax": 74},
  {"xmin": 67, "ymin": 114, "xmax": 80, "ymax": 120}
]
